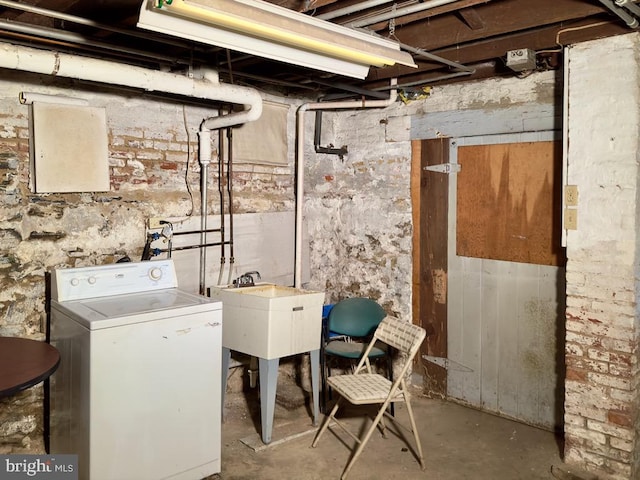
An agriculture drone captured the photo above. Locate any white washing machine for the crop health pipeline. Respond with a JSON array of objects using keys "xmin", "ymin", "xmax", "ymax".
[{"xmin": 49, "ymin": 259, "xmax": 222, "ymax": 480}]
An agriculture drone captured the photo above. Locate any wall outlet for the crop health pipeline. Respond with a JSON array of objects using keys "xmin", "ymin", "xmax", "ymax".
[
  {"xmin": 565, "ymin": 185, "xmax": 578, "ymax": 206},
  {"xmin": 564, "ymin": 208, "xmax": 578, "ymax": 230}
]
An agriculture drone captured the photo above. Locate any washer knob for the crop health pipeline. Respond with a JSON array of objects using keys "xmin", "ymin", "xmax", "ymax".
[
  {"xmin": 149, "ymin": 267, "xmax": 163, "ymax": 281},
  {"xmin": 70, "ymin": 278, "xmax": 79, "ymax": 286},
  {"xmin": 88, "ymin": 276, "xmax": 97, "ymax": 285}
]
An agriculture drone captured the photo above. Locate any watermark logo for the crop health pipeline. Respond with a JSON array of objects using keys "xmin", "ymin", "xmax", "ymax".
[{"xmin": 0, "ymin": 455, "xmax": 77, "ymax": 480}]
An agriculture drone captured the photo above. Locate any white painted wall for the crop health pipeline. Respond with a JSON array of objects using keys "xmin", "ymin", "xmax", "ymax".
[{"xmin": 563, "ymin": 33, "xmax": 640, "ymax": 480}]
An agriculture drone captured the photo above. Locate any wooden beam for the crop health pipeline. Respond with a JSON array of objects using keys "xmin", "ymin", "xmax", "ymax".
[
  {"xmin": 458, "ymin": 7, "xmax": 486, "ymax": 30},
  {"xmin": 364, "ymin": 17, "xmax": 628, "ymax": 87},
  {"xmin": 392, "ymin": 0, "xmax": 611, "ymax": 50}
]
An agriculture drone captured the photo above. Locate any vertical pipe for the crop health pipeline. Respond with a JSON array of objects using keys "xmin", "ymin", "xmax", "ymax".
[
  {"xmin": 198, "ymin": 128, "xmax": 212, "ymax": 295},
  {"xmin": 217, "ymin": 125, "xmax": 226, "ymax": 286},
  {"xmin": 561, "ymin": 46, "xmax": 570, "ymax": 248},
  {"xmin": 226, "ymin": 126, "xmax": 236, "ymax": 285}
]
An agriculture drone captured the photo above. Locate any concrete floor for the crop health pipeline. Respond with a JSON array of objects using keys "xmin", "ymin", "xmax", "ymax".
[{"xmin": 215, "ymin": 382, "xmax": 564, "ymax": 480}]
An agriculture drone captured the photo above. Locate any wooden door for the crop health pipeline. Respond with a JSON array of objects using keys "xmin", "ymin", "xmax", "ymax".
[{"xmin": 415, "ymin": 132, "xmax": 566, "ymax": 429}]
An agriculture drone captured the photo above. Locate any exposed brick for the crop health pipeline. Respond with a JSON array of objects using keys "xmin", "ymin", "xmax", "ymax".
[
  {"xmin": 607, "ymin": 409, "xmax": 634, "ymax": 428},
  {"xmin": 566, "ymin": 342, "xmax": 584, "ymax": 356},
  {"xmin": 588, "ymin": 372, "xmax": 631, "ymax": 390},
  {"xmin": 159, "ymin": 162, "xmax": 178, "ymax": 171},
  {"xmin": 610, "ymin": 437, "xmax": 634, "ymax": 453}
]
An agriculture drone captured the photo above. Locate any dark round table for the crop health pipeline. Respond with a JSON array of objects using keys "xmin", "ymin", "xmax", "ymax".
[{"xmin": 0, "ymin": 337, "xmax": 60, "ymax": 398}]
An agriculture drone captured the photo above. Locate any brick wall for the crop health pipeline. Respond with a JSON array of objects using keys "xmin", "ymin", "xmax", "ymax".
[{"xmin": 564, "ymin": 33, "xmax": 640, "ymax": 479}]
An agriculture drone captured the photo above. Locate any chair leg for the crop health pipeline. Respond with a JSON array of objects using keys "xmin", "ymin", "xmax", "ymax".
[
  {"xmin": 340, "ymin": 399, "xmax": 392, "ymax": 480},
  {"xmin": 386, "ymin": 354, "xmax": 394, "ymax": 417},
  {"xmin": 403, "ymin": 391, "xmax": 426, "ymax": 470},
  {"xmin": 312, "ymin": 397, "xmax": 342, "ymax": 447},
  {"xmin": 320, "ymin": 353, "xmax": 327, "ymax": 414}
]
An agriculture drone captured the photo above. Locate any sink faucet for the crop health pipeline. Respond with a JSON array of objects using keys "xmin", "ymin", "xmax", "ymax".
[{"xmin": 233, "ymin": 271, "xmax": 261, "ymax": 288}]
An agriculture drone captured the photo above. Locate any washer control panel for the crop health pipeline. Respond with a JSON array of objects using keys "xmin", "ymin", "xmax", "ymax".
[{"xmin": 52, "ymin": 260, "xmax": 178, "ymax": 302}]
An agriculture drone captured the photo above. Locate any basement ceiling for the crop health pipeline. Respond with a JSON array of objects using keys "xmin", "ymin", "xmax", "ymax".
[{"xmin": 0, "ymin": 0, "xmax": 636, "ymax": 98}]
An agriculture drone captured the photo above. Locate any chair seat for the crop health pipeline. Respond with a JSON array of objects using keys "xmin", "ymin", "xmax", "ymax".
[
  {"xmin": 328, "ymin": 373, "xmax": 403, "ymax": 405},
  {"xmin": 325, "ymin": 340, "xmax": 386, "ymax": 359}
]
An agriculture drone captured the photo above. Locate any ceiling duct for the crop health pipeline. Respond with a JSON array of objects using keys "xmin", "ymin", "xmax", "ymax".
[{"xmin": 137, "ymin": 0, "xmax": 416, "ymax": 79}]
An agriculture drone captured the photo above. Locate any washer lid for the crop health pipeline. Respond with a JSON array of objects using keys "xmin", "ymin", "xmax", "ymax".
[
  {"xmin": 82, "ymin": 289, "xmax": 199, "ymax": 318},
  {"xmin": 53, "ymin": 288, "xmax": 221, "ymax": 330}
]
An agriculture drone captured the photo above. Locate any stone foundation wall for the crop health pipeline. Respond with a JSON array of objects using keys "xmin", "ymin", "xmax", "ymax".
[{"xmin": 0, "ymin": 70, "xmax": 294, "ymax": 453}]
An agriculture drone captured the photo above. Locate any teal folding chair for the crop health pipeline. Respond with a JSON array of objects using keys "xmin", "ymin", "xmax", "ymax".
[{"xmin": 320, "ymin": 297, "xmax": 392, "ymax": 414}]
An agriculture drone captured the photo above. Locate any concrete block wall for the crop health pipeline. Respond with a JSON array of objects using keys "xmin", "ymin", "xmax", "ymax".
[
  {"xmin": 0, "ymin": 70, "xmax": 294, "ymax": 453},
  {"xmin": 564, "ymin": 33, "xmax": 640, "ymax": 480}
]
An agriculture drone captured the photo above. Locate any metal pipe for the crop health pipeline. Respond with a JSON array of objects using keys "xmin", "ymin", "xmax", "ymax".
[
  {"xmin": 598, "ymin": 0, "xmax": 639, "ymax": 28},
  {"xmin": 158, "ymin": 241, "xmax": 229, "ymax": 253},
  {"xmin": 317, "ymin": 0, "xmax": 395, "ymax": 20},
  {"xmin": 393, "ymin": 70, "xmax": 475, "ymax": 89},
  {"xmin": 170, "ymin": 228, "xmax": 222, "ymax": 236},
  {"xmin": 217, "ymin": 124, "xmax": 226, "ymax": 286},
  {"xmin": 615, "ymin": 0, "xmax": 640, "ymax": 18},
  {"xmin": 0, "ymin": 0, "xmax": 193, "ymax": 48},
  {"xmin": 294, "ymin": 79, "xmax": 398, "ymax": 288},
  {"xmin": 398, "ymin": 41, "xmax": 475, "ymax": 73},
  {"xmin": 345, "ymin": 0, "xmax": 460, "ymax": 28},
  {"xmin": 0, "ymin": 19, "xmax": 185, "ymax": 64},
  {"xmin": 226, "ymin": 126, "xmax": 236, "ymax": 286}
]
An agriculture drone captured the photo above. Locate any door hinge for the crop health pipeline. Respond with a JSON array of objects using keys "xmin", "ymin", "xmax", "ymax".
[
  {"xmin": 424, "ymin": 163, "xmax": 461, "ymax": 174},
  {"xmin": 422, "ymin": 355, "xmax": 473, "ymax": 372}
]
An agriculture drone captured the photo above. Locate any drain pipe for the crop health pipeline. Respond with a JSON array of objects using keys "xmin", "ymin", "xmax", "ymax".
[
  {"xmin": 294, "ymin": 79, "xmax": 398, "ymax": 288},
  {"xmin": 1, "ymin": 43, "xmax": 262, "ymax": 128},
  {"xmin": 198, "ymin": 86, "xmax": 261, "ymax": 294},
  {"xmin": 2, "ymin": 42, "xmax": 263, "ymax": 295}
]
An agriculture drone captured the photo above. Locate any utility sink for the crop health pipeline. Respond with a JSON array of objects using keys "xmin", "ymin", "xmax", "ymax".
[{"xmin": 208, "ymin": 284, "xmax": 325, "ymax": 360}]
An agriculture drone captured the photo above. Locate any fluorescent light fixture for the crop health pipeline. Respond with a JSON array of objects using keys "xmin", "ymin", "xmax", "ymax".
[{"xmin": 138, "ymin": 0, "xmax": 416, "ymax": 79}]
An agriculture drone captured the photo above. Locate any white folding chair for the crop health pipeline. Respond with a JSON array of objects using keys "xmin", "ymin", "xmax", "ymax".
[{"xmin": 311, "ymin": 316, "xmax": 427, "ymax": 479}]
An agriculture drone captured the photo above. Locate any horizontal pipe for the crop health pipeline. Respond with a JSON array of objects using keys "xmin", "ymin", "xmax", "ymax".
[
  {"xmin": 161, "ymin": 241, "xmax": 231, "ymax": 253},
  {"xmin": 0, "ymin": 0, "xmax": 193, "ymax": 48},
  {"xmin": 598, "ymin": 0, "xmax": 639, "ymax": 28},
  {"xmin": 0, "ymin": 19, "xmax": 185, "ymax": 65},
  {"xmin": 346, "ymin": 0, "xmax": 459, "ymax": 28},
  {"xmin": 399, "ymin": 41, "xmax": 475, "ymax": 73},
  {"xmin": 615, "ymin": 0, "xmax": 640, "ymax": 17},
  {"xmin": 0, "ymin": 42, "xmax": 262, "ymax": 131},
  {"xmin": 317, "ymin": 0, "xmax": 395, "ymax": 20},
  {"xmin": 170, "ymin": 228, "xmax": 222, "ymax": 236}
]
